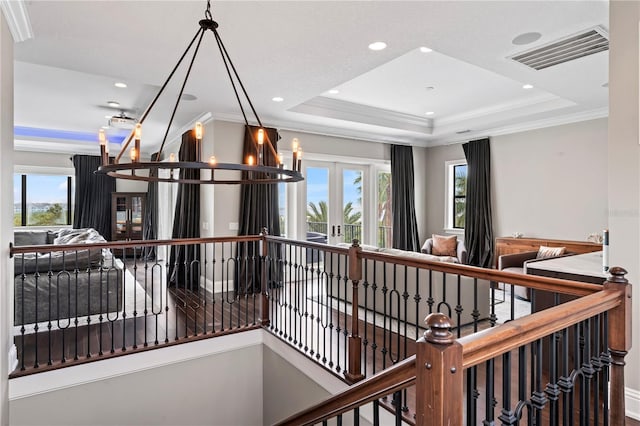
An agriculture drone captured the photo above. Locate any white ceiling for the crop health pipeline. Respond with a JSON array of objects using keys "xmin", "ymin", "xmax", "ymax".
[{"xmin": 8, "ymin": 0, "xmax": 609, "ymax": 155}]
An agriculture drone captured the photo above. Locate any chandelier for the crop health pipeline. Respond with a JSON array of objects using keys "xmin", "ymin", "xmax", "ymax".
[{"xmin": 96, "ymin": 1, "xmax": 304, "ymax": 185}]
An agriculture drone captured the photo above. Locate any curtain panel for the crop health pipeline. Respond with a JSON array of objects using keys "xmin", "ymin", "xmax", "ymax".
[
  {"xmin": 72, "ymin": 155, "xmax": 116, "ymax": 239},
  {"xmin": 236, "ymin": 125, "xmax": 282, "ymax": 294},
  {"xmin": 390, "ymin": 144, "xmax": 420, "ymax": 252},
  {"xmin": 168, "ymin": 131, "xmax": 201, "ymax": 290},
  {"xmin": 462, "ymin": 138, "xmax": 494, "ymax": 268}
]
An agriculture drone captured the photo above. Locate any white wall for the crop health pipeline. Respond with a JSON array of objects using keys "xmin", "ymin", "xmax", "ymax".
[
  {"xmin": 10, "ymin": 345, "xmax": 264, "ymax": 426},
  {"xmin": 608, "ymin": 0, "xmax": 640, "ymax": 415},
  {"xmin": 0, "ymin": 11, "xmax": 13, "ymax": 424},
  {"xmin": 492, "ymin": 118, "xmax": 608, "ymax": 239},
  {"xmin": 423, "ymin": 118, "xmax": 608, "ymax": 241},
  {"xmin": 263, "ymin": 346, "xmax": 332, "ymax": 424}
]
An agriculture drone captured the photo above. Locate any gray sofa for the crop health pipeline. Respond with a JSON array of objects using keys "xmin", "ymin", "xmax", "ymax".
[
  {"xmin": 13, "ymin": 228, "xmax": 123, "ymax": 326},
  {"xmin": 328, "ymin": 244, "xmax": 490, "ymax": 328}
]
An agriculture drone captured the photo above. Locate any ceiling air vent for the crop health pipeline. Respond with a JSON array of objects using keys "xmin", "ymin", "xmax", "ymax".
[{"xmin": 510, "ymin": 26, "xmax": 608, "ymax": 71}]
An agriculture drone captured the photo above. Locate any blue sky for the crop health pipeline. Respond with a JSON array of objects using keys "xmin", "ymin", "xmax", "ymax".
[
  {"xmin": 306, "ymin": 167, "xmax": 361, "ymax": 210},
  {"xmin": 14, "ymin": 174, "xmax": 70, "ymax": 204},
  {"xmin": 278, "ymin": 167, "xmax": 362, "ymax": 219}
]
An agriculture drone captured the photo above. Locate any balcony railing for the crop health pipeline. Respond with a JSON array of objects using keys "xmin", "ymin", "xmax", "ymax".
[
  {"xmin": 306, "ymin": 222, "xmax": 392, "ymax": 247},
  {"xmin": 8, "ymin": 235, "xmax": 632, "ymax": 425}
]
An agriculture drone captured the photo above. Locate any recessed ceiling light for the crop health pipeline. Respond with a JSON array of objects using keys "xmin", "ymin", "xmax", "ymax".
[
  {"xmin": 522, "ymin": 84, "xmax": 534, "ymax": 89},
  {"xmin": 425, "ymin": 111, "xmax": 435, "ymax": 116},
  {"xmin": 602, "ymin": 82, "xmax": 609, "ymax": 88},
  {"xmin": 272, "ymin": 97, "xmax": 284, "ymax": 102},
  {"xmin": 419, "ymin": 46, "xmax": 433, "ymax": 53},
  {"xmin": 368, "ymin": 41, "xmax": 387, "ymax": 51},
  {"xmin": 101, "ymin": 125, "xmax": 109, "ymax": 130},
  {"xmin": 181, "ymin": 93, "xmax": 198, "ymax": 101},
  {"xmin": 107, "ymin": 101, "xmax": 120, "ymax": 108},
  {"xmin": 328, "ymin": 89, "xmax": 340, "ymax": 95},
  {"xmin": 114, "ymin": 82, "xmax": 127, "ymax": 88},
  {"xmin": 512, "ymin": 32, "xmax": 542, "ymax": 46},
  {"xmin": 105, "ymin": 115, "xmax": 112, "ymax": 119},
  {"xmin": 425, "ymin": 86, "xmax": 435, "ymax": 91}
]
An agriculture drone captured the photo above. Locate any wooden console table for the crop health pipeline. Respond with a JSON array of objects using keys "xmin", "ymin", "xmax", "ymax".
[{"xmin": 494, "ymin": 236, "xmax": 602, "ymax": 268}]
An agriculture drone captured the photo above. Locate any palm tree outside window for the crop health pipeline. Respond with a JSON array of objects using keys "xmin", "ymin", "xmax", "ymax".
[{"xmin": 453, "ymin": 164, "xmax": 467, "ymax": 229}]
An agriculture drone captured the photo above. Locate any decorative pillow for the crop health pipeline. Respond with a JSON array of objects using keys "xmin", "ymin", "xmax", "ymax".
[
  {"xmin": 536, "ymin": 246, "xmax": 566, "ymax": 259},
  {"xmin": 431, "ymin": 234, "xmax": 458, "ymax": 257}
]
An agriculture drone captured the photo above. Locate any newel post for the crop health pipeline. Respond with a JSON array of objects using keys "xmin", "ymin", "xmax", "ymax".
[
  {"xmin": 604, "ymin": 266, "xmax": 632, "ymax": 426},
  {"xmin": 344, "ymin": 239, "xmax": 365, "ymax": 384},
  {"xmin": 415, "ymin": 313, "xmax": 463, "ymax": 426},
  {"xmin": 259, "ymin": 227, "xmax": 270, "ymax": 327}
]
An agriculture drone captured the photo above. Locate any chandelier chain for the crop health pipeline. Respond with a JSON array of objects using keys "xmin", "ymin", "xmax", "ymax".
[{"xmin": 205, "ymin": 0, "xmax": 213, "ymax": 20}]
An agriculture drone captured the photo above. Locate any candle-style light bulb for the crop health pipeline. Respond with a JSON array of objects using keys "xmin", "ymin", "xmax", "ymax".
[
  {"xmin": 297, "ymin": 147, "xmax": 302, "ymax": 171},
  {"xmin": 194, "ymin": 122, "xmax": 203, "ymax": 162},
  {"xmin": 99, "ymin": 129, "xmax": 108, "ymax": 166},
  {"xmin": 169, "ymin": 153, "xmax": 176, "ymax": 162},
  {"xmin": 248, "ymin": 155, "xmax": 255, "ymax": 166},
  {"xmin": 292, "ymin": 138, "xmax": 299, "ymax": 152},
  {"xmin": 134, "ymin": 123, "xmax": 142, "ymax": 141},
  {"xmin": 134, "ymin": 123, "xmax": 141, "ymax": 163},
  {"xmin": 209, "ymin": 156, "xmax": 217, "ymax": 165},
  {"xmin": 257, "ymin": 128, "xmax": 264, "ymax": 145},
  {"xmin": 278, "ymin": 153, "xmax": 284, "ymax": 168}
]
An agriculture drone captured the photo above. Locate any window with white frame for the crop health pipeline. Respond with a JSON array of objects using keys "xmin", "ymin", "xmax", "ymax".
[
  {"xmin": 445, "ymin": 160, "xmax": 467, "ymax": 231},
  {"xmin": 13, "ymin": 169, "xmax": 75, "ymax": 227}
]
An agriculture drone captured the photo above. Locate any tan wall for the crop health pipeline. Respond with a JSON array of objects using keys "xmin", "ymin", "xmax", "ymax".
[
  {"xmin": 608, "ymin": 0, "xmax": 640, "ymax": 405},
  {"xmin": 424, "ymin": 118, "xmax": 608, "ymax": 241}
]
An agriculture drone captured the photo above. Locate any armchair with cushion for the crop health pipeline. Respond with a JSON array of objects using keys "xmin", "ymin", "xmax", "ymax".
[
  {"xmin": 498, "ymin": 246, "xmax": 569, "ymax": 300},
  {"xmin": 421, "ymin": 234, "xmax": 467, "ymax": 264}
]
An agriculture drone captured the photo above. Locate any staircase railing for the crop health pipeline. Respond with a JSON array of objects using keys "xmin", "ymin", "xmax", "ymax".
[
  {"xmin": 276, "ymin": 267, "xmax": 631, "ymax": 425},
  {"xmin": 8, "ymin": 234, "xmax": 632, "ymax": 426}
]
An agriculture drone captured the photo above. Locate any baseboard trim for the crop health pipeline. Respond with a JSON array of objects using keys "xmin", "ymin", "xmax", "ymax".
[
  {"xmin": 7, "ymin": 344, "xmax": 17, "ymax": 375},
  {"xmin": 627, "ymin": 386, "xmax": 640, "ymax": 420}
]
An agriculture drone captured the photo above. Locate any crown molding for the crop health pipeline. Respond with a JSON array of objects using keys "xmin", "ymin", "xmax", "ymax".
[
  {"xmin": 290, "ymin": 96, "xmax": 433, "ymax": 135},
  {"xmin": 436, "ymin": 93, "xmax": 573, "ymax": 127},
  {"xmin": 0, "ymin": 0, "xmax": 33, "ymax": 42},
  {"xmin": 428, "ymin": 107, "xmax": 608, "ymax": 146}
]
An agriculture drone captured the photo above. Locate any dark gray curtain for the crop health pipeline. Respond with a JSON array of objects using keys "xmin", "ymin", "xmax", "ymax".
[
  {"xmin": 168, "ymin": 132, "xmax": 200, "ymax": 290},
  {"xmin": 72, "ymin": 155, "xmax": 116, "ymax": 239},
  {"xmin": 142, "ymin": 152, "xmax": 159, "ymax": 260},
  {"xmin": 390, "ymin": 144, "xmax": 420, "ymax": 251},
  {"xmin": 236, "ymin": 125, "xmax": 281, "ymax": 294},
  {"xmin": 463, "ymin": 138, "xmax": 494, "ymax": 268}
]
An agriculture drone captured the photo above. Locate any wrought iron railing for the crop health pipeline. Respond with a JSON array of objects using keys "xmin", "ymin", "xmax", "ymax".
[{"xmin": 8, "ymin": 235, "xmax": 632, "ymax": 426}]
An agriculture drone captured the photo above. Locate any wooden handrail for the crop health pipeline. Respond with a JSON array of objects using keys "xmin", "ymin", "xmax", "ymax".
[
  {"xmin": 458, "ymin": 287, "xmax": 624, "ymax": 368},
  {"xmin": 359, "ymin": 249, "xmax": 602, "ymax": 297},
  {"xmin": 276, "ymin": 356, "xmax": 416, "ymax": 426}
]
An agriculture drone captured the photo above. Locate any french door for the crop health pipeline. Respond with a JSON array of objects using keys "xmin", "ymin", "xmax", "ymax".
[{"xmin": 300, "ymin": 161, "xmax": 369, "ymax": 246}]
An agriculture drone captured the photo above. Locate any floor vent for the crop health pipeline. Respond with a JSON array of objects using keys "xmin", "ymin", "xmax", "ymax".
[{"xmin": 510, "ymin": 26, "xmax": 608, "ymax": 70}]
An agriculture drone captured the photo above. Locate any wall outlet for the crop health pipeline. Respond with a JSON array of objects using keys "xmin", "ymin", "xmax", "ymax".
[
  {"xmin": 229, "ymin": 222, "xmax": 239, "ymax": 231},
  {"xmin": 202, "ymin": 222, "xmax": 209, "ymax": 230}
]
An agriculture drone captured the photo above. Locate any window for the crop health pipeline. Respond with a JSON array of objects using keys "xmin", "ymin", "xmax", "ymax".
[
  {"xmin": 376, "ymin": 170, "xmax": 392, "ymax": 248},
  {"xmin": 445, "ymin": 160, "xmax": 467, "ymax": 231},
  {"xmin": 14, "ymin": 173, "xmax": 74, "ymax": 227}
]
